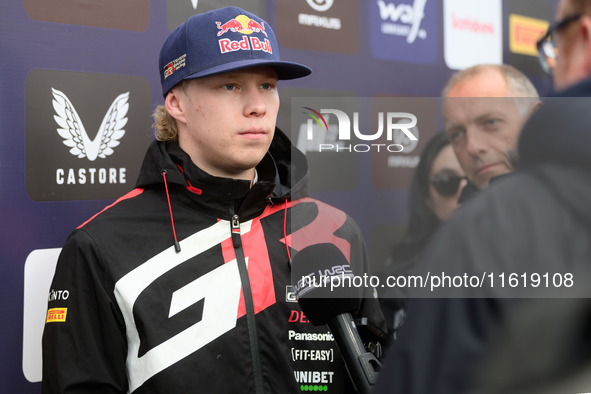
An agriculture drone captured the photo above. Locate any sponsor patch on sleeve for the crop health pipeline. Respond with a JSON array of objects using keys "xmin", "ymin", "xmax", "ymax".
[{"xmin": 46, "ymin": 308, "xmax": 67, "ymax": 323}]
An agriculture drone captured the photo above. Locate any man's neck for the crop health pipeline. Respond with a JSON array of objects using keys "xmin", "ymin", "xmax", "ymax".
[
  {"xmin": 185, "ymin": 153, "xmax": 257, "ymax": 185},
  {"xmin": 200, "ymin": 164, "xmax": 257, "ymax": 187}
]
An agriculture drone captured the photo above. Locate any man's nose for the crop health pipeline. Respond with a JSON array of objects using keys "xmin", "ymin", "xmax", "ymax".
[
  {"xmin": 465, "ymin": 129, "xmax": 488, "ymax": 157},
  {"xmin": 244, "ymin": 89, "xmax": 267, "ymax": 117}
]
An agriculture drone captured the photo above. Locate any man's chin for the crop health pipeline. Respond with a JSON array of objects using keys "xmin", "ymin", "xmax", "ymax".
[
  {"xmin": 472, "ymin": 168, "xmax": 511, "ymax": 189},
  {"xmin": 471, "ymin": 178, "xmax": 489, "ymax": 190}
]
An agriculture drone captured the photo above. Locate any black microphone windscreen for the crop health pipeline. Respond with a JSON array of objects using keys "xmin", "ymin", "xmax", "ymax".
[{"xmin": 291, "ymin": 243, "xmax": 361, "ymax": 325}]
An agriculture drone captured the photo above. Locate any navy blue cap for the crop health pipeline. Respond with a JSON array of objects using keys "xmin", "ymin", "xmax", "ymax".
[{"xmin": 159, "ymin": 7, "xmax": 312, "ymax": 96}]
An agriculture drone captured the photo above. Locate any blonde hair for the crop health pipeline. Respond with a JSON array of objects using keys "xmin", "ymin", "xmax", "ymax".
[
  {"xmin": 152, "ymin": 80, "xmax": 191, "ymax": 142},
  {"xmin": 152, "ymin": 105, "xmax": 179, "ymax": 142}
]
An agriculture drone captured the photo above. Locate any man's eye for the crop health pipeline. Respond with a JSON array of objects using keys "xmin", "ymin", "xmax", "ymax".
[
  {"xmin": 486, "ymin": 118, "xmax": 499, "ymax": 127},
  {"xmin": 223, "ymin": 84, "xmax": 235, "ymax": 91},
  {"xmin": 450, "ymin": 131, "xmax": 464, "ymax": 141},
  {"xmin": 260, "ymin": 83, "xmax": 272, "ymax": 90}
]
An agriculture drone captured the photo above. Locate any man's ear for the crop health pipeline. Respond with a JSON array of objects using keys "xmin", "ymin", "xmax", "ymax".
[
  {"xmin": 165, "ymin": 88, "xmax": 186, "ymax": 125},
  {"xmin": 526, "ymin": 100, "xmax": 543, "ymax": 120},
  {"xmin": 581, "ymin": 15, "xmax": 591, "ymax": 75}
]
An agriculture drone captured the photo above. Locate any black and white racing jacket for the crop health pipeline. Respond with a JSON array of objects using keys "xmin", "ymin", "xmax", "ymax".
[{"xmin": 42, "ymin": 129, "xmax": 384, "ymax": 394}]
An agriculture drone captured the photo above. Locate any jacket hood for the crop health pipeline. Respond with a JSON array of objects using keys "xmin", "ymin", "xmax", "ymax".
[
  {"xmin": 518, "ymin": 77, "xmax": 591, "ymax": 226},
  {"xmin": 519, "ymin": 77, "xmax": 591, "ymax": 171},
  {"xmin": 135, "ymin": 127, "xmax": 309, "ymax": 203},
  {"xmin": 267, "ymin": 126, "xmax": 310, "ymax": 200}
]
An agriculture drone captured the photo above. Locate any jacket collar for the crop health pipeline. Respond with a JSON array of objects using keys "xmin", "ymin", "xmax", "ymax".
[
  {"xmin": 553, "ymin": 75, "xmax": 591, "ymax": 97},
  {"xmin": 518, "ymin": 80, "xmax": 591, "ymax": 169},
  {"xmin": 135, "ymin": 128, "xmax": 305, "ymax": 221}
]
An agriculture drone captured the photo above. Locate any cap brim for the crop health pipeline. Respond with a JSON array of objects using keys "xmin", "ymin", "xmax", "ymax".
[{"xmin": 181, "ymin": 59, "xmax": 312, "ymax": 82}]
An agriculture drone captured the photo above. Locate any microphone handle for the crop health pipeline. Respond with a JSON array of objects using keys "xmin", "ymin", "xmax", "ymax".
[{"xmin": 327, "ymin": 313, "xmax": 381, "ymax": 394}]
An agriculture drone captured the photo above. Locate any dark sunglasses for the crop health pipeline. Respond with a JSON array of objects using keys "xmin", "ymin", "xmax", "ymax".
[
  {"xmin": 428, "ymin": 174, "xmax": 467, "ymax": 197},
  {"xmin": 536, "ymin": 13, "xmax": 583, "ymax": 75}
]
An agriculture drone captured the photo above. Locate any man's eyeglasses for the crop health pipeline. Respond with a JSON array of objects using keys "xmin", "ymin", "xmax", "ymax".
[
  {"xmin": 428, "ymin": 174, "xmax": 467, "ymax": 197},
  {"xmin": 536, "ymin": 14, "xmax": 582, "ymax": 75}
]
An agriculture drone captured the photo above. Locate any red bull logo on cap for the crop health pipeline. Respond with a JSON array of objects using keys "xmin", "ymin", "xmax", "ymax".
[
  {"xmin": 216, "ymin": 15, "xmax": 272, "ymax": 55},
  {"xmin": 216, "ymin": 15, "xmax": 267, "ymax": 37}
]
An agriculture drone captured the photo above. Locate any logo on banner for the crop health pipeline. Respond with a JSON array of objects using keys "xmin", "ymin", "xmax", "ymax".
[
  {"xmin": 25, "ymin": 69, "xmax": 152, "ymax": 201},
  {"xmin": 51, "ymin": 88, "xmax": 129, "ymax": 186},
  {"xmin": 370, "ymin": 0, "xmax": 437, "ymax": 64},
  {"xmin": 509, "ymin": 14, "xmax": 549, "ymax": 56},
  {"xmin": 300, "ymin": 0, "xmax": 341, "ymax": 30},
  {"xmin": 450, "ymin": 13, "xmax": 495, "ymax": 34},
  {"xmin": 167, "ymin": 0, "xmax": 266, "ymax": 31},
  {"xmin": 276, "ymin": 0, "xmax": 358, "ymax": 54},
  {"xmin": 504, "ymin": 0, "xmax": 553, "ymax": 76},
  {"xmin": 297, "ymin": 107, "xmax": 417, "ymax": 153},
  {"xmin": 444, "ymin": 0, "xmax": 502, "ymax": 70},
  {"xmin": 306, "ymin": 0, "xmax": 334, "ymax": 12},
  {"xmin": 52, "ymin": 88, "xmax": 129, "ymax": 161},
  {"xmin": 376, "ymin": 0, "xmax": 427, "ymax": 43}
]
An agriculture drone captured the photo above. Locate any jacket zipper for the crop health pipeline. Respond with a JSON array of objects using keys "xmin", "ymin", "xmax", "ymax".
[{"xmin": 231, "ymin": 214, "xmax": 264, "ymax": 394}]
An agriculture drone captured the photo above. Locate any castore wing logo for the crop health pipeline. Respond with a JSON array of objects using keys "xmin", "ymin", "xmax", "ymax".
[{"xmin": 52, "ymin": 88, "xmax": 129, "ymax": 161}]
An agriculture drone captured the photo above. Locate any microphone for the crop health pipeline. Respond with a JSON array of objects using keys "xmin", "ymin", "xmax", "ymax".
[{"xmin": 291, "ymin": 243, "xmax": 381, "ymax": 394}]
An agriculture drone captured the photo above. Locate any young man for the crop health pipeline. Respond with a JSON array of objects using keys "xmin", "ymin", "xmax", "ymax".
[{"xmin": 42, "ymin": 7, "xmax": 384, "ymax": 393}]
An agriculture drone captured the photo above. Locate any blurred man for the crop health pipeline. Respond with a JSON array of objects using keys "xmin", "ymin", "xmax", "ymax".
[
  {"xmin": 442, "ymin": 65, "xmax": 539, "ymax": 199},
  {"xmin": 545, "ymin": 0, "xmax": 591, "ymax": 91},
  {"xmin": 374, "ymin": 0, "xmax": 591, "ymax": 393}
]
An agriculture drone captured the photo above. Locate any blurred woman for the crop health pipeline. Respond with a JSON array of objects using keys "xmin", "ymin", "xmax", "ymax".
[{"xmin": 380, "ymin": 132, "xmax": 467, "ymax": 339}]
